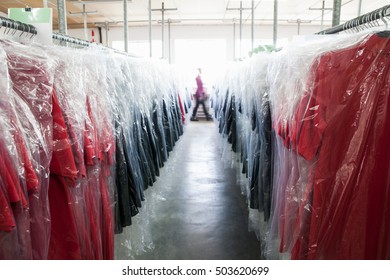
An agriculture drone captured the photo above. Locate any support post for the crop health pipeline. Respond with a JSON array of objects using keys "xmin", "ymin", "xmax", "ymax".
[
  {"xmin": 358, "ymin": 0, "xmax": 363, "ymax": 16},
  {"xmin": 152, "ymin": 2, "xmax": 177, "ymax": 59},
  {"xmin": 226, "ymin": 2, "xmax": 251, "ymax": 58},
  {"xmin": 168, "ymin": 19, "xmax": 171, "ymax": 63},
  {"xmin": 83, "ymin": 4, "xmax": 88, "ymax": 40},
  {"xmin": 149, "ymin": 0, "xmax": 152, "ymax": 57},
  {"xmin": 162, "ymin": 2, "xmax": 165, "ymax": 59},
  {"xmin": 239, "ymin": 1, "xmax": 242, "ymax": 59},
  {"xmin": 123, "ymin": 0, "xmax": 128, "ymax": 52},
  {"xmin": 273, "ymin": 0, "xmax": 278, "ymax": 47},
  {"xmin": 57, "ymin": 0, "xmax": 67, "ymax": 34},
  {"xmin": 309, "ymin": 1, "xmax": 332, "ymax": 31},
  {"xmin": 332, "ymin": 0, "xmax": 342, "ymax": 27},
  {"xmin": 233, "ymin": 20, "xmax": 236, "ymax": 60},
  {"xmin": 105, "ymin": 22, "xmax": 109, "ymax": 47},
  {"xmin": 251, "ymin": 0, "xmax": 254, "ymax": 52}
]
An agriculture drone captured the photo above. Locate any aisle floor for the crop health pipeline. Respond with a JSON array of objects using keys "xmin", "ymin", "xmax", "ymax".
[{"xmin": 115, "ymin": 120, "xmax": 261, "ymax": 260}]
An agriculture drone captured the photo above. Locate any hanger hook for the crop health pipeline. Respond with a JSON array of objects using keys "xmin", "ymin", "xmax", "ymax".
[
  {"xmin": 12, "ymin": 22, "xmax": 18, "ymax": 36},
  {"xmin": 381, "ymin": 10, "xmax": 388, "ymax": 29}
]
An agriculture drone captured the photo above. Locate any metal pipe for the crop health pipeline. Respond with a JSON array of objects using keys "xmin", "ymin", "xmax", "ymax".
[
  {"xmin": 321, "ymin": 0, "xmax": 325, "ymax": 31},
  {"xmin": 162, "ymin": 2, "xmax": 165, "ymax": 59},
  {"xmin": 149, "ymin": 0, "xmax": 152, "ymax": 57},
  {"xmin": 123, "ymin": 0, "xmax": 128, "ymax": 52},
  {"xmin": 43, "ymin": 0, "xmax": 48, "ymax": 8},
  {"xmin": 332, "ymin": 0, "xmax": 342, "ymax": 27},
  {"xmin": 105, "ymin": 22, "xmax": 109, "ymax": 46},
  {"xmin": 168, "ymin": 19, "xmax": 171, "ymax": 63},
  {"xmin": 309, "ymin": 1, "xmax": 332, "ymax": 31},
  {"xmin": 57, "ymin": 0, "xmax": 68, "ymax": 34},
  {"xmin": 98, "ymin": 26, "xmax": 103, "ymax": 44},
  {"xmin": 239, "ymin": 1, "xmax": 242, "ymax": 59},
  {"xmin": 152, "ymin": 2, "xmax": 176, "ymax": 59},
  {"xmin": 297, "ymin": 19, "xmax": 301, "ymax": 35},
  {"xmin": 251, "ymin": 0, "xmax": 254, "ymax": 52},
  {"xmin": 233, "ymin": 20, "xmax": 236, "ymax": 60},
  {"xmin": 358, "ymin": 0, "xmax": 363, "ymax": 16},
  {"xmin": 83, "ymin": 4, "xmax": 88, "ymax": 40},
  {"xmin": 273, "ymin": 0, "xmax": 278, "ymax": 47},
  {"xmin": 318, "ymin": 4, "xmax": 390, "ymax": 34}
]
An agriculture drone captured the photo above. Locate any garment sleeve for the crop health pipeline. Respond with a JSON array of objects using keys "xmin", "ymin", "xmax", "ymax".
[
  {"xmin": 0, "ymin": 185, "xmax": 15, "ymax": 232},
  {"xmin": 293, "ymin": 57, "xmax": 328, "ymax": 161},
  {"xmin": 50, "ymin": 89, "xmax": 78, "ymax": 181}
]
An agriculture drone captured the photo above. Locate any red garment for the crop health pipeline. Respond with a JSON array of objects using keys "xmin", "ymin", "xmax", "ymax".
[
  {"xmin": 0, "ymin": 141, "xmax": 30, "ymax": 260},
  {"xmin": 48, "ymin": 89, "xmax": 82, "ymax": 260},
  {"xmin": 64, "ymin": 103, "xmax": 94, "ymax": 260},
  {"xmin": 85, "ymin": 97, "xmax": 103, "ymax": 260},
  {"xmin": 284, "ymin": 33, "xmax": 390, "ymax": 259},
  {"xmin": 0, "ymin": 151, "xmax": 30, "ymax": 261},
  {"xmin": 4, "ymin": 43, "xmax": 54, "ymax": 260},
  {"xmin": 98, "ymin": 116, "xmax": 115, "ymax": 260},
  {"xmin": 48, "ymin": 175, "xmax": 82, "ymax": 259},
  {"xmin": 0, "ymin": 148, "xmax": 17, "ymax": 233},
  {"xmin": 0, "ymin": 181, "xmax": 19, "ymax": 260},
  {"xmin": 0, "ymin": 145, "xmax": 27, "ymax": 208},
  {"xmin": 84, "ymin": 96, "xmax": 115, "ymax": 260},
  {"xmin": 0, "ymin": 134, "xmax": 32, "ymax": 260}
]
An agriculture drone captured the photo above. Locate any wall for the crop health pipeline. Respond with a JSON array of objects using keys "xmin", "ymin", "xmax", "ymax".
[{"xmin": 67, "ymin": 22, "xmax": 326, "ymax": 63}]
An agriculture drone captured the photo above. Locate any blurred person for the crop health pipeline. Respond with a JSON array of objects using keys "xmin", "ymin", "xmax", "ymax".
[{"xmin": 191, "ymin": 68, "xmax": 212, "ymax": 121}]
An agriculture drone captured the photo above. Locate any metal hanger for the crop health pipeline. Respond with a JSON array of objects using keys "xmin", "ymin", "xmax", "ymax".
[
  {"xmin": 381, "ymin": 9, "xmax": 389, "ymax": 29},
  {"xmin": 11, "ymin": 22, "xmax": 18, "ymax": 37}
]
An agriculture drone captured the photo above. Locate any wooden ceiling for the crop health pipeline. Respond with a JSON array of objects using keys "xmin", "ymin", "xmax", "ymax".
[{"xmin": 0, "ymin": 0, "xmax": 100, "ymax": 29}]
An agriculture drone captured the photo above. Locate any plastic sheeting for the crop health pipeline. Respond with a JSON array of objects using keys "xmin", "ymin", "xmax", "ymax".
[
  {"xmin": 0, "ymin": 40, "xmax": 184, "ymax": 259},
  {"xmin": 0, "ymin": 41, "xmax": 54, "ymax": 260},
  {"xmin": 214, "ymin": 54, "xmax": 273, "ymax": 227},
  {"xmin": 214, "ymin": 30, "xmax": 390, "ymax": 260}
]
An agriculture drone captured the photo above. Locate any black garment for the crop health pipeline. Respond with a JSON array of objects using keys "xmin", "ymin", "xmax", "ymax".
[
  {"xmin": 162, "ymin": 98, "xmax": 174, "ymax": 153},
  {"xmin": 145, "ymin": 114, "xmax": 161, "ymax": 177},
  {"xmin": 248, "ymin": 95, "xmax": 273, "ymax": 222},
  {"xmin": 114, "ymin": 122, "xmax": 139, "ymax": 234},
  {"xmin": 135, "ymin": 114, "xmax": 156, "ymax": 189},
  {"xmin": 258, "ymin": 97, "xmax": 273, "ymax": 221},
  {"xmin": 152, "ymin": 100, "xmax": 168, "ymax": 164},
  {"xmin": 218, "ymin": 90, "xmax": 230, "ymax": 134},
  {"xmin": 226, "ymin": 95, "xmax": 237, "ymax": 152},
  {"xmin": 215, "ymin": 86, "xmax": 273, "ymax": 222}
]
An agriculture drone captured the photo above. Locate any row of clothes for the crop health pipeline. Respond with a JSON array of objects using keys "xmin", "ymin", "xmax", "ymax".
[
  {"xmin": 0, "ymin": 40, "xmax": 185, "ymax": 260},
  {"xmin": 214, "ymin": 30, "xmax": 390, "ymax": 259},
  {"xmin": 214, "ymin": 55, "xmax": 273, "ymax": 223}
]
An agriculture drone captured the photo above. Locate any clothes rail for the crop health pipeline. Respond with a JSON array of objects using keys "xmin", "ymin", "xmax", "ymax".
[
  {"xmin": 0, "ymin": 16, "xmax": 37, "ymax": 35},
  {"xmin": 52, "ymin": 32, "xmax": 92, "ymax": 47},
  {"xmin": 52, "ymin": 33, "xmax": 142, "ymax": 57},
  {"xmin": 0, "ymin": 16, "xmax": 140, "ymax": 55},
  {"xmin": 317, "ymin": 4, "xmax": 390, "ymax": 34}
]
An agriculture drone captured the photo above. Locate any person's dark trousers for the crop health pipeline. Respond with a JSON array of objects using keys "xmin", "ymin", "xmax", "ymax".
[{"xmin": 192, "ymin": 98, "xmax": 210, "ymax": 117}]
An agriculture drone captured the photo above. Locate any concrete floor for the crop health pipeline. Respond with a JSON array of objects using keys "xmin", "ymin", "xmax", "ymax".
[{"xmin": 115, "ymin": 120, "xmax": 261, "ymax": 260}]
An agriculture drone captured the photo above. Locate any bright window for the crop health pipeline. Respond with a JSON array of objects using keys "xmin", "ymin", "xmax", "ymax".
[
  {"xmin": 112, "ymin": 40, "xmax": 162, "ymax": 58},
  {"xmin": 174, "ymin": 39, "xmax": 227, "ymax": 90}
]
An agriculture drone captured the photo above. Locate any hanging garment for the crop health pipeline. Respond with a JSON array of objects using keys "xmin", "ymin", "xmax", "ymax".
[
  {"xmin": 277, "ymin": 32, "xmax": 390, "ymax": 260},
  {"xmin": 1, "ymin": 41, "xmax": 55, "ymax": 260},
  {"xmin": 0, "ymin": 40, "xmax": 183, "ymax": 260}
]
